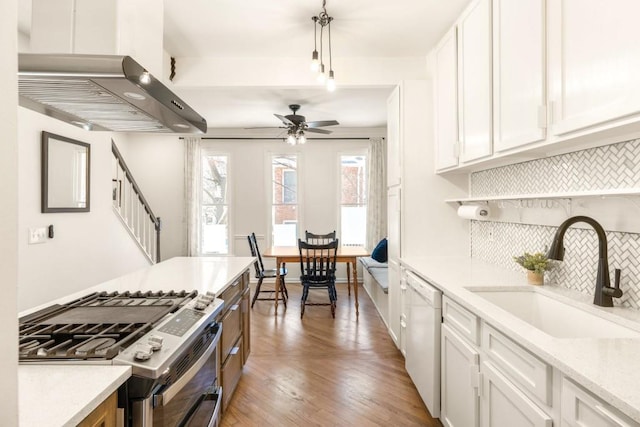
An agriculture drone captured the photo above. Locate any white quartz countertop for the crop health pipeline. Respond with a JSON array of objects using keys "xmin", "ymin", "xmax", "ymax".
[
  {"xmin": 21, "ymin": 256, "xmax": 256, "ymax": 317},
  {"xmin": 19, "ymin": 365, "xmax": 131, "ymax": 427},
  {"xmin": 401, "ymin": 256, "xmax": 640, "ymax": 423},
  {"xmin": 19, "ymin": 256, "xmax": 254, "ymax": 426}
]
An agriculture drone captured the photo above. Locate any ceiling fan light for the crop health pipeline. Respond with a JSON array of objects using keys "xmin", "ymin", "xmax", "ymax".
[
  {"xmin": 297, "ymin": 132, "xmax": 307, "ymax": 144},
  {"xmin": 311, "ymin": 51, "xmax": 320, "ymax": 72},
  {"xmin": 326, "ymin": 70, "xmax": 336, "ymax": 92},
  {"xmin": 287, "ymin": 134, "xmax": 297, "ymax": 145}
]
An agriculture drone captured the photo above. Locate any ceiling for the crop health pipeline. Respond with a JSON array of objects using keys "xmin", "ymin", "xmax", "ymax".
[{"xmin": 19, "ymin": 0, "xmax": 472, "ymax": 131}]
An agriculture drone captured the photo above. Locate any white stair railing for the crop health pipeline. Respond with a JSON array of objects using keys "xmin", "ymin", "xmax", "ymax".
[{"xmin": 111, "ymin": 141, "xmax": 161, "ymax": 263}]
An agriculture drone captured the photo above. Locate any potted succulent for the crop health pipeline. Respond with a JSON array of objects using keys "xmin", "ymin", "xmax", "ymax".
[{"xmin": 513, "ymin": 252, "xmax": 551, "ymax": 285}]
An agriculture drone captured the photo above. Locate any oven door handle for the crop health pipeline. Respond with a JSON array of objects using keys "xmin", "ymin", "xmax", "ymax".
[
  {"xmin": 176, "ymin": 386, "xmax": 222, "ymax": 427},
  {"xmin": 155, "ymin": 325, "xmax": 221, "ymax": 407}
]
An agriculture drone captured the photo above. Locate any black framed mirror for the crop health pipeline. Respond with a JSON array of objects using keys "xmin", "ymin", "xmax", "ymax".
[{"xmin": 41, "ymin": 131, "xmax": 90, "ymax": 213}]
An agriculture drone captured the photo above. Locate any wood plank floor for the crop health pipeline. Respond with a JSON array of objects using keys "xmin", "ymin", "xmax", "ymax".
[{"xmin": 221, "ymin": 282, "xmax": 442, "ymax": 427}]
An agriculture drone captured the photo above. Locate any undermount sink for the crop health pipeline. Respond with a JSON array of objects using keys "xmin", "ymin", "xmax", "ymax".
[{"xmin": 469, "ymin": 287, "xmax": 640, "ymax": 339}]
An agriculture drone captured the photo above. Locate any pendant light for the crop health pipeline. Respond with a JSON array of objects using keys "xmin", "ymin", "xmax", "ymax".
[{"xmin": 310, "ymin": 1, "xmax": 336, "ymax": 92}]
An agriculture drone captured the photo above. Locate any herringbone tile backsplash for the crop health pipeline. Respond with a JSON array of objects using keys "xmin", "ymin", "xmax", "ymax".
[
  {"xmin": 471, "ymin": 138, "xmax": 640, "ymax": 196},
  {"xmin": 470, "ymin": 138, "xmax": 640, "ymax": 309}
]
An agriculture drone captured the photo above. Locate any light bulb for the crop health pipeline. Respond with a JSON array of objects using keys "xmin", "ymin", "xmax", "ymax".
[
  {"xmin": 298, "ymin": 133, "xmax": 306, "ymax": 144},
  {"xmin": 139, "ymin": 71, "xmax": 151, "ymax": 85},
  {"xmin": 316, "ymin": 64, "xmax": 326, "ymax": 83},
  {"xmin": 287, "ymin": 134, "xmax": 297, "ymax": 145},
  {"xmin": 326, "ymin": 70, "xmax": 336, "ymax": 92},
  {"xmin": 310, "ymin": 51, "xmax": 320, "ymax": 72}
]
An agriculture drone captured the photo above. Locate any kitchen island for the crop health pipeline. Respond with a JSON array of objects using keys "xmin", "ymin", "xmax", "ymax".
[
  {"xmin": 18, "ymin": 256, "xmax": 254, "ymax": 426},
  {"xmin": 401, "ymin": 256, "xmax": 640, "ymax": 425}
]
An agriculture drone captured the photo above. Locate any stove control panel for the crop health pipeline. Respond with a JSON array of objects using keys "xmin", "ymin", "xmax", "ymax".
[{"xmin": 114, "ymin": 296, "xmax": 224, "ymax": 378}]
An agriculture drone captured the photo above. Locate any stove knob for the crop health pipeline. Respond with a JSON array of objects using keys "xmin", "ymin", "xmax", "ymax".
[
  {"xmin": 148, "ymin": 336, "xmax": 164, "ymax": 351},
  {"xmin": 134, "ymin": 344, "xmax": 154, "ymax": 361},
  {"xmin": 194, "ymin": 300, "xmax": 207, "ymax": 311},
  {"xmin": 205, "ymin": 291, "xmax": 215, "ymax": 299}
]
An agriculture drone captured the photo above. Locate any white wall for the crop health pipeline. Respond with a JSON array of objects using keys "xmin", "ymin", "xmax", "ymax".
[
  {"xmin": 401, "ymin": 79, "xmax": 469, "ymax": 258},
  {"xmin": 112, "ymin": 134, "xmax": 186, "ymax": 260},
  {"xmin": 122, "ymin": 129, "xmax": 384, "ymax": 276},
  {"xmin": 18, "ymin": 109, "xmax": 151, "ymax": 311},
  {"xmin": 1, "ymin": 0, "xmax": 19, "ymax": 422}
]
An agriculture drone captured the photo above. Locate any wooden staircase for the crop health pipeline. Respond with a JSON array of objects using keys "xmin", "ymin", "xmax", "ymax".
[{"xmin": 111, "ymin": 141, "xmax": 161, "ymax": 263}]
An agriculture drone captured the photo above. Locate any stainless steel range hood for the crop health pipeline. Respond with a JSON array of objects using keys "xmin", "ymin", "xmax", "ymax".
[{"xmin": 18, "ymin": 53, "xmax": 207, "ymax": 133}]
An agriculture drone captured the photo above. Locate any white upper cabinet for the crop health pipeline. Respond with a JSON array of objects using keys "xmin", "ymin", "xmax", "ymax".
[
  {"xmin": 492, "ymin": 0, "xmax": 546, "ymax": 151},
  {"xmin": 458, "ymin": 0, "xmax": 493, "ymax": 163},
  {"xmin": 434, "ymin": 28, "xmax": 459, "ymax": 171},
  {"xmin": 549, "ymin": 0, "xmax": 640, "ymax": 136},
  {"xmin": 387, "ymin": 85, "xmax": 401, "ymax": 187}
]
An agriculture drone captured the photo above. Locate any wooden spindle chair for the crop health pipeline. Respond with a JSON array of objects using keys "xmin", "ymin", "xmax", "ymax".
[
  {"xmin": 298, "ymin": 238, "xmax": 339, "ymax": 318},
  {"xmin": 248, "ymin": 233, "xmax": 288, "ymax": 308}
]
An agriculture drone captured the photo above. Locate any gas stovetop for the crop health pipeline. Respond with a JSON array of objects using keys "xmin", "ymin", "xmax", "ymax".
[{"xmin": 19, "ymin": 290, "xmax": 224, "ymax": 378}]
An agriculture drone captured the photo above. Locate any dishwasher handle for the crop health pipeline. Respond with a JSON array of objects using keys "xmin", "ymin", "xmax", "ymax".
[{"xmin": 406, "ymin": 272, "xmax": 442, "ymax": 308}]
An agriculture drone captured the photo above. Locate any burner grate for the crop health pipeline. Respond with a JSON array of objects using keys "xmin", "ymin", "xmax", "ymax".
[{"xmin": 18, "ymin": 290, "xmax": 198, "ymax": 361}]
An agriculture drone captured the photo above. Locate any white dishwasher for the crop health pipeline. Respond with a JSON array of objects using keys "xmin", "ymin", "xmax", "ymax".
[{"xmin": 405, "ymin": 271, "xmax": 442, "ymax": 418}]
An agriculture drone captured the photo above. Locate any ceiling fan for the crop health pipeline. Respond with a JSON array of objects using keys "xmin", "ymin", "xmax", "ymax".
[{"xmin": 274, "ymin": 104, "xmax": 339, "ymax": 135}]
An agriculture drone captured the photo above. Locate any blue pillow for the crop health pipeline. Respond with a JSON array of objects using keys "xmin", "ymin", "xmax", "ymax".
[{"xmin": 371, "ymin": 238, "xmax": 388, "ymax": 263}]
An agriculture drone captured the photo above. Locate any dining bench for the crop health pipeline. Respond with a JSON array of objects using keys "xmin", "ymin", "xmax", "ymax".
[{"xmin": 359, "ymin": 257, "xmax": 389, "ymax": 325}]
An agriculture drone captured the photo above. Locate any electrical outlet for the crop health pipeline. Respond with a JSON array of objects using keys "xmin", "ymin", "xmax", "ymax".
[{"xmin": 28, "ymin": 227, "xmax": 48, "ymax": 244}]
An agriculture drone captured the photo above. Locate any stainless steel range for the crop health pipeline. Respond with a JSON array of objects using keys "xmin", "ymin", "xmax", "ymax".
[{"xmin": 19, "ymin": 290, "xmax": 225, "ymax": 427}]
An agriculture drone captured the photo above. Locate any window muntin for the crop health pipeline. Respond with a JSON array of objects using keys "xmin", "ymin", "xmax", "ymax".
[
  {"xmin": 340, "ymin": 155, "xmax": 367, "ymax": 246},
  {"xmin": 272, "ymin": 155, "xmax": 298, "ymax": 246},
  {"xmin": 201, "ymin": 154, "xmax": 229, "ymax": 254}
]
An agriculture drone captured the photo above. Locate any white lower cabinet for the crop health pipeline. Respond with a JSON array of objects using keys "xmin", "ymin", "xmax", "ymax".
[
  {"xmin": 438, "ymin": 293, "xmax": 640, "ymax": 427},
  {"xmin": 441, "ymin": 322, "xmax": 480, "ymax": 427},
  {"xmin": 481, "ymin": 361, "xmax": 553, "ymax": 427},
  {"xmin": 562, "ymin": 377, "xmax": 640, "ymax": 427}
]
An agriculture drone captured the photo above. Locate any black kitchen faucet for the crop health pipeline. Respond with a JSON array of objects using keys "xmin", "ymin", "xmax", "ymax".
[{"xmin": 547, "ymin": 216, "xmax": 623, "ymax": 307}]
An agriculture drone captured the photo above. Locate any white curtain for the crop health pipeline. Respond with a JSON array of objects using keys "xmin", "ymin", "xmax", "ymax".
[
  {"xmin": 184, "ymin": 136, "xmax": 202, "ymax": 256},
  {"xmin": 366, "ymin": 137, "xmax": 387, "ymax": 251}
]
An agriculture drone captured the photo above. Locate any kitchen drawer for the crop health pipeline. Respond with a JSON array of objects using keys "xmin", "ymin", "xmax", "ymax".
[
  {"xmin": 482, "ymin": 323, "xmax": 551, "ymax": 405},
  {"xmin": 221, "ymin": 336, "xmax": 243, "ymax": 412},
  {"xmin": 220, "ymin": 299, "xmax": 242, "ymax": 360},
  {"xmin": 220, "ymin": 274, "xmax": 244, "ymax": 306},
  {"xmin": 443, "ymin": 296, "xmax": 480, "ymax": 345},
  {"xmin": 562, "ymin": 377, "xmax": 640, "ymax": 427}
]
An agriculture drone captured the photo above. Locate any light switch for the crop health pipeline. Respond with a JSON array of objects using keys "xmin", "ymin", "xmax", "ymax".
[{"xmin": 28, "ymin": 227, "xmax": 48, "ymax": 244}]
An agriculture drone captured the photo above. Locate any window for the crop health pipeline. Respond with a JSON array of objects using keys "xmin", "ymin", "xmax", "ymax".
[
  {"xmin": 201, "ymin": 154, "xmax": 229, "ymax": 254},
  {"xmin": 340, "ymin": 154, "xmax": 367, "ymax": 245},
  {"xmin": 271, "ymin": 154, "xmax": 298, "ymax": 246}
]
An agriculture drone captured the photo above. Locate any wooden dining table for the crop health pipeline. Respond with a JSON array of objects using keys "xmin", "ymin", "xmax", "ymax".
[{"xmin": 262, "ymin": 245, "xmax": 370, "ymax": 315}]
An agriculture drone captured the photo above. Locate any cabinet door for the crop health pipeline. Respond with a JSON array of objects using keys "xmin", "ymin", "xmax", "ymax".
[
  {"xmin": 77, "ymin": 392, "xmax": 117, "ymax": 427},
  {"xmin": 481, "ymin": 361, "xmax": 553, "ymax": 427},
  {"xmin": 387, "ymin": 85, "xmax": 401, "ymax": 187},
  {"xmin": 387, "ymin": 187, "xmax": 401, "ymax": 345},
  {"xmin": 562, "ymin": 377, "xmax": 640, "ymax": 427},
  {"xmin": 241, "ymin": 287, "xmax": 250, "ymax": 364},
  {"xmin": 458, "ymin": 0, "xmax": 493, "ymax": 163},
  {"xmin": 549, "ymin": 0, "xmax": 640, "ymax": 136},
  {"xmin": 434, "ymin": 27, "xmax": 459, "ymax": 170},
  {"xmin": 399, "ymin": 272, "xmax": 408, "ymax": 356},
  {"xmin": 388, "ymin": 258, "xmax": 400, "ymax": 346},
  {"xmin": 492, "ymin": 0, "xmax": 546, "ymax": 151},
  {"xmin": 441, "ymin": 323, "xmax": 480, "ymax": 427}
]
